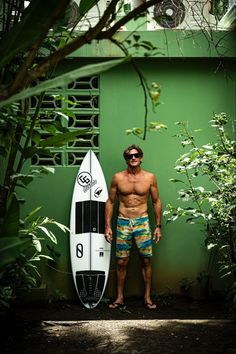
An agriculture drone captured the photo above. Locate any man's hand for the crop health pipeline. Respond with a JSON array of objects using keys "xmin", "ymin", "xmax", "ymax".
[
  {"xmin": 153, "ymin": 227, "xmax": 162, "ymax": 244},
  {"xmin": 105, "ymin": 226, "xmax": 113, "ymax": 244}
]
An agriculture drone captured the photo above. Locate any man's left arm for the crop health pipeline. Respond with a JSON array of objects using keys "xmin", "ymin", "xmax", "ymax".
[{"xmin": 150, "ymin": 174, "xmax": 162, "ymax": 243}]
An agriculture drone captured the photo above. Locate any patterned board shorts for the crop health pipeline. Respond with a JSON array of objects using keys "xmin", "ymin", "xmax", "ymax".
[{"xmin": 116, "ymin": 215, "xmax": 152, "ymax": 258}]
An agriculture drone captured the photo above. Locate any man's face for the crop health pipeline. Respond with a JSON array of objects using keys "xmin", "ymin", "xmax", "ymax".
[{"xmin": 125, "ymin": 149, "xmax": 142, "ymax": 167}]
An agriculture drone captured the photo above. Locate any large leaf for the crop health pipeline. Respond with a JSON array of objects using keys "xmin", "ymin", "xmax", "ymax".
[
  {"xmin": 79, "ymin": 0, "xmax": 100, "ymax": 17},
  {"xmin": 0, "ymin": 237, "xmax": 31, "ymax": 271},
  {"xmin": 0, "ymin": 0, "xmax": 70, "ymax": 69},
  {"xmin": 0, "ymin": 58, "xmax": 128, "ymax": 107},
  {"xmin": 39, "ymin": 128, "xmax": 93, "ymax": 148},
  {"xmin": 22, "ymin": 146, "xmax": 53, "ymax": 159},
  {"xmin": 0, "ymin": 194, "xmax": 20, "ymax": 238}
]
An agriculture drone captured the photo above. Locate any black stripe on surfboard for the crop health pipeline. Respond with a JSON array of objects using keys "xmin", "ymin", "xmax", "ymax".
[{"xmin": 75, "ymin": 201, "xmax": 105, "ymax": 234}]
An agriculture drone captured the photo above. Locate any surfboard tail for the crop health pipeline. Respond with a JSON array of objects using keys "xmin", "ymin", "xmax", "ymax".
[{"xmin": 76, "ymin": 270, "xmax": 105, "ymax": 308}]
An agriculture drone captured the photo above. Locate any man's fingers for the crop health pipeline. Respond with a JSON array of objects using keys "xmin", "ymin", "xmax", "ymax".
[
  {"xmin": 153, "ymin": 233, "xmax": 161, "ymax": 243},
  {"xmin": 105, "ymin": 234, "xmax": 112, "ymax": 243}
]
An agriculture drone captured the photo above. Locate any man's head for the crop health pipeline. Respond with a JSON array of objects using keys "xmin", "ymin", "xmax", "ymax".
[{"xmin": 123, "ymin": 144, "xmax": 143, "ymax": 166}]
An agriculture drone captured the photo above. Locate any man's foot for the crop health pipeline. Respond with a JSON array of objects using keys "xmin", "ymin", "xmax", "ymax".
[
  {"xmin": 108, "ymin": 301, "xmax": 125, "ymax": 309},
  {"xmin": 144, "ymin": 301, "xmax": 157, "ymax": 310}
]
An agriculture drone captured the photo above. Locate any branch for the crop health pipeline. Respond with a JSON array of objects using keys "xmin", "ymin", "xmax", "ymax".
[
  {"xmin": 3, "ymin": 0, "xmax": 70, "ymax": 99},
  {"xmin": 1, "ymin": 0, "xmax": 160, "ymax": 101},
  {"xmin": 0, "ymin": 0, "xmax": 120, "ymax": 100},
  {"xmin": 21, "ymin": 1, "xmax": 120, "ymax": 81},
  {"xmin": 97, "ymin": 0, "xmax": 161, "ymax": 39}
]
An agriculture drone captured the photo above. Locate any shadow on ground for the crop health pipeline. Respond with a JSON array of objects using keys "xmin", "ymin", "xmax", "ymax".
[{"xmin": 1, "ymin": 297, "xmax": 235, "ymax": 354}]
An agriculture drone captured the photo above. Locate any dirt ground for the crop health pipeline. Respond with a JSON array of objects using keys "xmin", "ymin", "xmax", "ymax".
[{"xmin": 1, "ymin": 296, "xmax": 236, "ymax": 354}]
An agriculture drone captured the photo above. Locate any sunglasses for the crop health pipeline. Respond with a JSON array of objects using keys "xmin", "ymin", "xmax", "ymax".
[{"xmin": 126, "ymin": 153, "xmax": 141, "ymax": 160}]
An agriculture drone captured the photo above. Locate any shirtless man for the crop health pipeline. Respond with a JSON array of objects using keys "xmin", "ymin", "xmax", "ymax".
[{"xmin": 105, "ymin": 144, "xmax": 162, "ymax": 310}]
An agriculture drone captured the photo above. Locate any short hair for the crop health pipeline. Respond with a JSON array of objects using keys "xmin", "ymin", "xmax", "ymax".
[{"xmin": 123, "ymin": 144, "xmax": 143, "ymax": 160}]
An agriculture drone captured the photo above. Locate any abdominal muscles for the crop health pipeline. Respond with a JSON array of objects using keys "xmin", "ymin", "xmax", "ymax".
[{"xmin": 118, "ymin": 194, "xmax": 148, "ymax": 218}]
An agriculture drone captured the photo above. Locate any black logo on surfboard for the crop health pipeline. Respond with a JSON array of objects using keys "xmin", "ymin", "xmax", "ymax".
[
  {"xmin": 94, "ymin": 187, "xmax": 103, "ymax": 198},
  {"xmin": 77, "ymin": 172, "xmax": 97, "ymax": 192},
  {"xmin": 77, "ymin": 172, "xmax": 92, "ymax": 187}
]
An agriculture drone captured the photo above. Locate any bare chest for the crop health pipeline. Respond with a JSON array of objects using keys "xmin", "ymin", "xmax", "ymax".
[{"xmin": 117, "ymin": 175, "xmax": 150, "ymax": 196}]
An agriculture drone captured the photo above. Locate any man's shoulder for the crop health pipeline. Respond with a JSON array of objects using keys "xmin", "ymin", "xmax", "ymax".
[
  {"xmin": 112, "ymin": 170, "xmax": 126, "ymax": 180},
  {"xmin": 142, "ymin": 170, "xmax": 155, "ymax": 178}
]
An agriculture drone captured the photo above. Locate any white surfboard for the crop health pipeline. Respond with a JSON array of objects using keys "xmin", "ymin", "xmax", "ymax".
[{"xmin": 70, "ymin": 150, "xmax": 111, "ymax": 309}]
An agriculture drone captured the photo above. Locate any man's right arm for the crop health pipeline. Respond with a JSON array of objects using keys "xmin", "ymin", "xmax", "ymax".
[{"xmin": 105, "ymin": 175, "xmax": 117, "ymax": 243}]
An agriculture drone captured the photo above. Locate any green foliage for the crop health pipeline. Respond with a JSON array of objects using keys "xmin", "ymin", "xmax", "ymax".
[
  {"xmin": 196, "ymin": 270, "xmax": 209, "ymax": 284},
  {"xmin": 0, "ymin": 49, "xmax": 92, "ymax": 309},
  {"xmin": 0, "ymin": 0, "xmax": 68, "ymax": 70},
  {"xmin": 125, "ymin": 81, "xmax": 166, "ymax": 139},
  {"xmin": 0, "ymin": 0, "xmax": 160, "ymax": 104},
  {"xmin": 0, "ymin": 208, "xmax": 69, "ymax": 308},
  {"xmin": 124, "ymin": 34, "xmax": 162, "ymax": 57},
  {"xmin": 164, "ymin": 113, "xmax": 236, "ymax": 298},
  {"xmin": 0, "ymin": 287, "xmax": 14, "ymax": 308},
  {"xmin": 0, "ymin": 95, "xmax": 85, "ymax": 308},
  {"xmin": 126, "ymin": 121, "xmax": 167, "ymax": 138},
  {"xmin": 78, "ymin": 0, "xmax": 99, "ymax": 17},
  {"xmin": 226, "ymin": 282, "xmax": 236, "ymax": 319},
  {"xmin": 179, "ymin": 277, "xmax": 193, "ymax": 292},
  {"xmin": 0, "ymin": 58, "xmax": 129, "ymax": 107},
  {"xmin": 0, "ymin": 101, "xmax": 93, "ymax": 196},
  {"xmin": 48, "ymin": 288, "xmax": 67, "ymax": 304},
  {"xmin": 179, "ymin": 271, "xmax": 210, "ymax": 300}
]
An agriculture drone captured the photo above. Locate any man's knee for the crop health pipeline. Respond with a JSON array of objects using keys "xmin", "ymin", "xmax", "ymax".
[
  {"xmin": 140, "ymin": 257, "xmax": 151, "ymax": 268},
  {"xmin": 117, "ymin": 257, "xmax": 129, "ymax": 271}
]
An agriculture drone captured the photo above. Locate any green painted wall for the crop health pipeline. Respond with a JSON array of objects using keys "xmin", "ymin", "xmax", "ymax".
[
  {"xmin": 100, "ymin": 57, "xmax": 236, "ymax": 298},
  {"xmin": 73, "ymin": 31, "xmax": 236, "ymax": 58},
  {"xmin": 20, "ymin": 33, "xmax": 235, "ymax": 301}
]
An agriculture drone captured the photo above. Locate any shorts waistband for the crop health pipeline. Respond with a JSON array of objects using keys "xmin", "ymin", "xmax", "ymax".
[
  {"xmin": 118, "ymin": 215, "xmax": 148, "ymax": 222},
  {"xmin": 118, "ymin": 215, "xmax": 149, "ymax": 227}
]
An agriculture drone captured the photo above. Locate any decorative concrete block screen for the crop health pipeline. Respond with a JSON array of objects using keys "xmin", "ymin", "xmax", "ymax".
[{"xmin": 30, "ymin": 76, "xmax": 99, "ymax": 167}]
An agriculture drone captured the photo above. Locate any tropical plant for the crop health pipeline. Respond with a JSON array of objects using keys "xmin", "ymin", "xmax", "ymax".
[
  {"xmin": 164, "ymin": 113, "xmax": 236, "ymax": 307},
  {"xmin": 0, "ymin": 205, "xmax": 69, "ymax": 308},
  {"xmin": 179, "ymin": 277, "xmax": 193, "ymax": 292},
  {"xmin": 0, "ymin": 91, "xmax": 91, "ymax": 308},
  {"xmin": 0, "ymin": 0, "xmax": 161, "ymax": 104}
]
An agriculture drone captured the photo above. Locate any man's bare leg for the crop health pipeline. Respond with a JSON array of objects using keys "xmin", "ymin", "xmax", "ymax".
[
  {"xmin": 109, "ymin": 257, "xmax": 129, "ymax": 308},
  {"xmin": 141, "ymin": 257, "xmax": 157, "ymax": 309}
]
